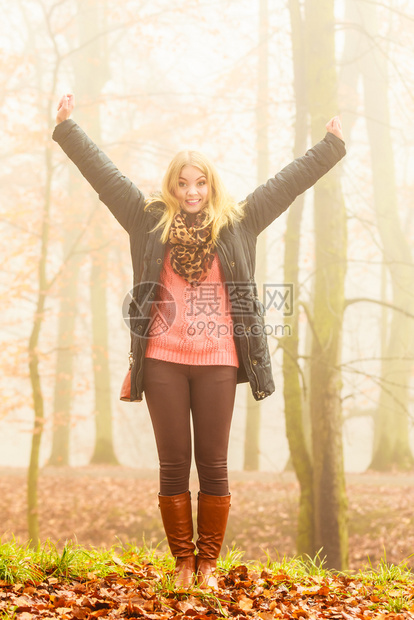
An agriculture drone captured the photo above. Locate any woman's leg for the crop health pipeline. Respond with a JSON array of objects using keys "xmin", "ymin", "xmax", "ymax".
[
  {"xmin": 143, "ymin": 358, "xmax": 195, "ymax": 586},
  {"xmin": 189, "ymin": 364, "xmax": 237, "ymax": 588},
  {"xmin": 144, "ymin": 358, "xmax": 192, "ymax": 495},
  {"xmin": 190, "ymin": 364, "xmax": 237, "ymax": 496}
]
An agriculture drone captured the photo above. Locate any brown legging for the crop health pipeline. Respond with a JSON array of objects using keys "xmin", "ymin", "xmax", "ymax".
[{"xmin": 143, "ymin": 358, "xmax": 238, "ymax": 496}]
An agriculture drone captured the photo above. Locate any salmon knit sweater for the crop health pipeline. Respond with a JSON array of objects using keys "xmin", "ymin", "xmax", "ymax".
[{"xmin": 145, "ymin": 245, "xmax": 239, "ymax": 367}]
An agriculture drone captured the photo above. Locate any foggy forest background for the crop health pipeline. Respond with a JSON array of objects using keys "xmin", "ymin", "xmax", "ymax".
[{"xmin": 1, "ymin": 0, "xmax": 414, "ymax": 568}]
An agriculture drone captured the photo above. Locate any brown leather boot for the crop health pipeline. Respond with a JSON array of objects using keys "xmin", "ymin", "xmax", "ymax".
[
  {"xmin": 196, "ymin": 492, "xmax": 231, "ymax": 589},
  {"xmin": 158, "ymin": 491, "xmax": 196, "ymax": 587}
]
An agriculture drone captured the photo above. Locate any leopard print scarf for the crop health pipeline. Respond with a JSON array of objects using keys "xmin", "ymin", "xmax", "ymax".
[{"xmin": 168, "ymin": 208, "xmax": 215, "ymax": 286}]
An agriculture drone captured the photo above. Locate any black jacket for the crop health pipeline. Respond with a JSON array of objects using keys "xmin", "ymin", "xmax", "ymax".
[{"xmin": 53, "ymin": 120, "xmax": 346, "ymax": 402}]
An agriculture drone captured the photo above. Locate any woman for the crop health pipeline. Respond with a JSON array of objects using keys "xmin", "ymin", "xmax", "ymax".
[{"xmin": 53, "ymin": 94, "xmax": 346, "ymax": 588}]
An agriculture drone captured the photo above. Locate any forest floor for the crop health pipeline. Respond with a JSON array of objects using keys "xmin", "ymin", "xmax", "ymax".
[
  {"xmin": 2, "ymin": 538, "xmax": 414, "ymax": 619},
  {"xmin": 0, "ymin": 467, "xmax": 414, "ymax": 571},
  {"xmin": 1, "ymin": 539, "xmax": 414, "ymax": 620}
]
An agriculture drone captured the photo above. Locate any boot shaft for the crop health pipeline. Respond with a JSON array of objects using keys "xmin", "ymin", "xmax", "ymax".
[
  {"xmin": 196, "ymin": 492, "xmax": 231, "ymax": 559},
  {"xmin": 158, "ymin": 491, "xmax": 196, "ymax": 558}
]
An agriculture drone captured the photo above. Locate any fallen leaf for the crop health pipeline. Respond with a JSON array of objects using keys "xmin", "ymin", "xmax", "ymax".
[{"xmin": 238, "ymin": 595, "xmax": 253, "ymax": 611}]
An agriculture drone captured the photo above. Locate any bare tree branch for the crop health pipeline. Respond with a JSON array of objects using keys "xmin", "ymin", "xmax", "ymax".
[{"xmin": 344, "ymin": 297, "xmax": 414, "ymax": 320}]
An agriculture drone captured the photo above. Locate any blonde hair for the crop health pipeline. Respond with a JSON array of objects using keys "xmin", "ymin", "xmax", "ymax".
[{"xmin": 145, "ymin": 150, "xmax": 245, "ymax": 244}]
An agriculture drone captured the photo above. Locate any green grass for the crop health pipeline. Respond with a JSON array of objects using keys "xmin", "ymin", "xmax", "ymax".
[
  {"xmin": 356, "ymin": 554, "xmax": 414, "ymax": 613},
  {"xmin": 0, "ymin": 539, "xmax": 43, "ymax": 584},
  {"xmin": 0, "ymin": 608, "xmax": 17, "ymax": 620},
  {"xmin": 256, "ymin": 547, "xmax": 332, "ymax": 583},
  {"xmin": 0, "ymin": 538, "xmax": 141, "ymax": 584},
  {"xmin": 217, "ymin": 544, "xmax": 246, "ymax": 570},
  {"xmin": 360, "ymin": 554, "xmax": 414, "ymax": 585},
  {"xmin": 0, "ymin": 538, "xmax": 413, "ymax": 617}
]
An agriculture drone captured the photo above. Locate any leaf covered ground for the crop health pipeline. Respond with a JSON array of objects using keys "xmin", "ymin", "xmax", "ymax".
[
  {"xmin": 1, "ymin": 469, "xmax": 414, "ymax": 618},
  {"xmin": 0, "ymin": 468, "xmax": 413, "ymax": 570},
  {"xmin": 1, "ymin": 542, "xmax": 414, "ymax": 619}
]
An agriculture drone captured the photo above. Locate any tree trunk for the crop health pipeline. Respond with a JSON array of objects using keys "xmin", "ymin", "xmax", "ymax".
[
  {"xmin": 49, "ymin": 182, "xmax": 81, "ymax": 466},
  {"xmin": 340, "ymin": 0, "xmax": 414, "ymax": 471},
  {"xmin": 283, "ymin": 0, "xmax": 315, "ymax": 557},
  {"xmin": 28, "ymin": 140, "xmax": 54, "ymax": 544},
  {"xmin": 72, "ymin": 0, "xmax": 118, "ymax": 465},
  {"xmin": 89, "ymin": 230, "xmax": 118, "ymax": 465},
  {"xmin": 243, "ymin": 0, "xmax": 269, "ymax": 471},
  {"xmin": 25, "ymin": 1, "xmax": 62, "ymax": 539},
  {"xmin": 358, "ymin": 1, "xmax": 414, "ymax": 471},
  {"xmin": 305, "ymin": 0, "xmax": 348, "ymax": 569}
]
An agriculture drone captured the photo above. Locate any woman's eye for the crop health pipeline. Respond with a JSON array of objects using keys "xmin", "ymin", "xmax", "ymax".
[
  {"xmin": 198, "ymin": 181, "xmax": 206, "ymax": 186},
  {"xmin": 178, "ymin": 182, "xmax": 186, "ymax": 187}
]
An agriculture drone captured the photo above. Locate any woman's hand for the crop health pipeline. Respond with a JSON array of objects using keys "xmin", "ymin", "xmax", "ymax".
[
  {"xmin": 325, "ymin": 116, "xmax": 343, "ymax": 141},
  {"xmin": 56, "ymin": 94, "xmax": 75, "ymax": 125}
]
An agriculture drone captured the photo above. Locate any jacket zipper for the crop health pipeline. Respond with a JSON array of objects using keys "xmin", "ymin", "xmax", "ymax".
[{"xmin": 216, "ymin": 240, "xmax": 262, "ymax": 397}]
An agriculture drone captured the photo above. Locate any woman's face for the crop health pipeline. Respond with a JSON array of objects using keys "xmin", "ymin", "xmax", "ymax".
[{"xmin": 173, "ymin": 165, "xmax": 210, "ymax": 215}]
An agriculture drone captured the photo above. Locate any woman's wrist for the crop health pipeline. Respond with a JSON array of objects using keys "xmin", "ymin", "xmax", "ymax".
[{"xmin": 56, "ymin": 115, "xmax": 70, "ymax": 125}]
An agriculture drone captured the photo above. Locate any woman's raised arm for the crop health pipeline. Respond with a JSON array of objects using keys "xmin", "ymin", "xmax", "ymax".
[
  {"xmin": 53, "ymin": 94, "xmax": 146, "ymax": 234},
  {"xmin": 242, "ymin": 116, "xmax": 346, "ymax": 237}
]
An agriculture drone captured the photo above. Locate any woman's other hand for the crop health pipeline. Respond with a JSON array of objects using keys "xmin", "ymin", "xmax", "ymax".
[
  {"xmin": 56, "ymin": 94, "xmax": 75, "ymax": 124},
  {"xmin": 325, "ymin": 116, "xmax": 344, "ymax": 141}
]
